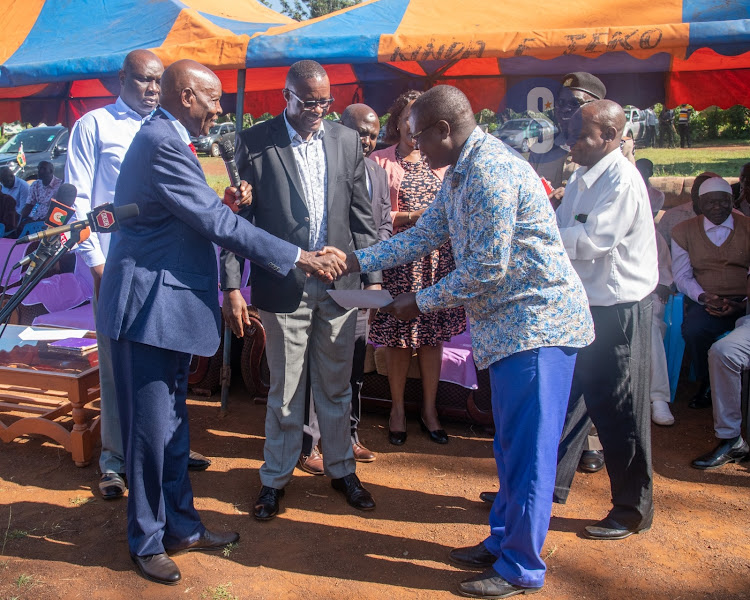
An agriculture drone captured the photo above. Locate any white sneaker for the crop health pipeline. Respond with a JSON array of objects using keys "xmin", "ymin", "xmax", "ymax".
[{"xmin": 652, "ymin": 400, "xmax": 675, "ymax": 426}]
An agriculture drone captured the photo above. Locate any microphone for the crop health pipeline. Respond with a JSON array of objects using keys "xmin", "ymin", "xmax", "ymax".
[
  {"xmin": 16, "ymin": 183, "xmax": 79, "ymax": 276},
  {"xmin": 17, "ymin": 203, "xmax": 139, "ymax": 244},
  {"xmin": 218, "ymin": 138, "xmax": 241, "ymax": 188},
  {"xmin": 219, "ymin": 138, "xmax": 242, "ymax": 214}
]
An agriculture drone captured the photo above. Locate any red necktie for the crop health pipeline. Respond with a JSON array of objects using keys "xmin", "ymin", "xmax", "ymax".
[{"xmin": 188, "ymin": 143, "xmax": 197, "ymax": 156}]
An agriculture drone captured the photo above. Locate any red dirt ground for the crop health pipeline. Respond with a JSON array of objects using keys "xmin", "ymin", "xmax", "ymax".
[{"xmin": 1, "ymin": 376, "xmax": 749, "ymax": 600}]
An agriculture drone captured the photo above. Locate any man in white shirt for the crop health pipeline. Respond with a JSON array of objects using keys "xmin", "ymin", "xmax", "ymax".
[
  {"xmin": 0, "ymin": 167, "xmax": 30, "ymax": 216},
  {"xmin": 555, "ymin": 100, "xmax": 658, "ymax": 540},
  {"xmin": 645, "ymin": 106, "xmax": 657, "ymax": 148},
  {"xmin": 671, "ymin": 177, "xmax": 750, "ymax": 411},
  {"xmin": 66, "ymin": 49, "xmax": 210, "ymax": 500}
]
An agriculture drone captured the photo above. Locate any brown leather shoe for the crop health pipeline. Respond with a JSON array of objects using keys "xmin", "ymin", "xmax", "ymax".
[
  {"xmin": 298, "ymin": 446, "xmax": 324, "ymax": 475},
  {"xmin": 352, "ymin": 442, "xmax": 376, "ymax": 462},
  {"xmin": 166, "ymin": 529, "xmax": 239, "ymax": 554},
  {"xmin": 131, "ymin": 552, "xmax": 181, "ymax": 585}
]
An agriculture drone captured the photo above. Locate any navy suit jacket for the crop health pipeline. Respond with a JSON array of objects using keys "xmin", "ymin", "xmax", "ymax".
[
  {"xmin": 97, "ymin": 111, "xmax": 299, "ymax": 357},
  {"xmin": 220, "ymin": 114, "xmax": 381, "ymax": 313}
]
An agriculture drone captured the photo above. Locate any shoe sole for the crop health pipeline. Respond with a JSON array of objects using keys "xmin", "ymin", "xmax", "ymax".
[
  {"xmin": 297, "ymin": 466, "xmax": 325, "ymax": 475},
  {"xmin": 457, "ymin": 585, "xmax": 542, "ymax": 598},
  {"xmin": 254, "ymin": 511, "xmax": 279, "ymax": 521},
  {"xmin": 354, "ymin": 456, "xmax": 377, "ymax": 463},
  {"xmin": 584, "ymin": 526, "xmax": 650, "ymax": 540},
  {"xmin": 187, "ymin": 463, "xmax": 210, "ymax": 471},
  {"xmin": 691, "ymin": 455, "xmax": 749, "ymax": 470}
]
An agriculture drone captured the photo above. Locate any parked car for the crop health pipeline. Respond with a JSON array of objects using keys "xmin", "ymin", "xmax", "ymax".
[
  {"xmin": 492, "ymin": 118, "xmax": 554, "ymax": 153},
  {"xmin": 0, "ymin": 125, "xmax": 69, "ymax": 180},
  {"xmin": 624, "ymin": 106, "xmax": 647, "ymax": 146},
  {"xmin": 191, "ymin": 122, "xmax": 236, "ymax": 157}
]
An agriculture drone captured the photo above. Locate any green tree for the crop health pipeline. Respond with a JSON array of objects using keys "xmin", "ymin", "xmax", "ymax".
[{"xmin": 259, "ymin": 0, "xmax": 362, "ymax": 21}]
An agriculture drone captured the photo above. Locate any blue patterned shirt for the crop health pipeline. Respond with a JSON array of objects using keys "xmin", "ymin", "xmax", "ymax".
[{"xmin": 356, "ymin": 128, "xmax": 594, "ymax": 369}]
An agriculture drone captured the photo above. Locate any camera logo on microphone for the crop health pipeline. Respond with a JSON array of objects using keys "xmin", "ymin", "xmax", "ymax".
[{"xmin": 49, "ymin": 206, "xmax": 72, "ymax": 226}]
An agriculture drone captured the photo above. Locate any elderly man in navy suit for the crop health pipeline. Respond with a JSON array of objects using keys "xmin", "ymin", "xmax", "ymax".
[{"xmin": 97, "ymin": 59, "xmax": 345, "ymax": 586}]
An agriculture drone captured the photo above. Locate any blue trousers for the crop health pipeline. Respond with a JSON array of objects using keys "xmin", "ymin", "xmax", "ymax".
[
  {"xmin": 483, "ymin": 346, "xmax": 577, "ymax": 588},
  {"xmin": 109, "ymin": 337, "xmax": 204, "ymax": 557}
]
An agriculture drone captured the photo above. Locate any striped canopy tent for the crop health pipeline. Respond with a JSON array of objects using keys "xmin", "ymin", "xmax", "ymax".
[
  {"xmin": 236, "ymin": 0, "xmax": 750, "ymax": 116},
  {"xmin": 0, "ymin": 0, "xmax": 292, "ymax": 125}
]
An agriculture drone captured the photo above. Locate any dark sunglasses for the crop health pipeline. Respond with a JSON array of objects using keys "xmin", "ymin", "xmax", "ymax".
[{"xmin": 285, "ymin": 88, "xmax": 335, "ymax": 111}]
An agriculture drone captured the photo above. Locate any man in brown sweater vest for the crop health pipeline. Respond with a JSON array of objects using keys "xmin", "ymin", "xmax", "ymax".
[{"xmin": 671, "ymin": 177, "xmax": 750, "ymax": 409}]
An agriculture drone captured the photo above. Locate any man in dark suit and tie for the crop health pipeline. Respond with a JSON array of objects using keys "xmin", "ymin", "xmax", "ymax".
[
  {"xmin": 221, "ymin": 61, "xmax": 381, "ymax": 520},
  {"xmin": 97, "ymin": 59, "xmax": 345, "ymax": 586},
  {"xmin": 298, "ymin": 103, "xmax": 393, "ymax": 473}
]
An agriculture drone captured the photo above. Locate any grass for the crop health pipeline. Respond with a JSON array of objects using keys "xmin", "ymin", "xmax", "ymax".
[
  {"xmin": 222, "ymin": 542, "xmax": 238, "ymax": 557},
  {"xmin": 201, "ymin": 583, "xmax": 238, "ymax": 600},
  {"xmin": 68, "ymin": 496, "xmax": 93, "ymax": 507},
  {"xmin": 638, "ymin": 140, "xmax": 750, "ymax": 178}
]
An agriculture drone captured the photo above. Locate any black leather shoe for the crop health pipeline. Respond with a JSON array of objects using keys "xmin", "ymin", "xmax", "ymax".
[
  {"xmin": 689, "ymin": 382, "xmax": 712, "ymax": 409},
  {"xmin": 479, "ymin": 491, "xmax": 497, "ymax": 504},
  {"xmin": 584, "ymin": 516, "xmax": 650, "ymax": 540},
  {"xmin": 166, "ymin": 529, "xmax": 239, "ymax": 554},
  {"xmin": 449, "ymin": 542, "xmax": 497, "ymax": 569},
  {"xmin": 578, "ymin": 450, "xmax": 605, "ymax": 473},
  {"xmin": 131, "ymin": 552, "xmax": 181, "ymax": 585},
  {"xmin": 388, "ymin": 429, "xmax": 407, "ymax": 445},
  {"xmin": 691, "ymin": 436, "xmax": 749, "ymax": 470},
  {"xmin": 458, "ymin": 567, "xmax": 541, "ymax": 598},
  {"xmin": 187, "ymin": 450, "xmax": 211, "ymax": 471},
  {"xmin": 254, "ymin": 486, "xmax": 284, "ymax": 521},
  {"xmin": 331, "ymin": 473, "xmax": 375, "ymax": 511},
  {"xmin": 419, "ymin": 417, "xmax": 449, "ymax": 444}
]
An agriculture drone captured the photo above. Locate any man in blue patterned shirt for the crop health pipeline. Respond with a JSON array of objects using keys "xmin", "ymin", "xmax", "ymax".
[{"xmin": 341, "ymin": 85, "xmax": 594, "ymax": 599}]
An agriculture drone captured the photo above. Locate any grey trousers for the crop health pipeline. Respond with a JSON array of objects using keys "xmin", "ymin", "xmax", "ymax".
[
  {"xmin": 93, "ymin": 291, "xmax": 125, "ymax": 474},
  {"xmin": 707, "ymin": 315, "xmax": 750, "ymax": 439},
  {"xmin": 259, "ymin": 276, "xmax": 357, "ymax": 488}
]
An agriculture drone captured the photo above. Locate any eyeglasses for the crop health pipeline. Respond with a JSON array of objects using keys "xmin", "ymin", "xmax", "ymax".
[
  {"xmin": 410, "ymin": 121, "xmax": 440, "ymax": 147},
  {"xmin": 285, "ymin": 88, "xmax": 335, "ymax": 111},
  {"xmin": 555, "ymin": 96, "xmax": 594, "ymax": 112}
]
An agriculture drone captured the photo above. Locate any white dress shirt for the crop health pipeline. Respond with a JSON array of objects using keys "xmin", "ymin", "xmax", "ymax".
[
  {"xmin": 671, "ymin": 215, "xmax": 738, "ymax": 303},
  {"xmin": 283, "ymin": 111, "xmax": 328, "ymax": 252},
  {"xmin": 1, "ymin": 175, "xmax": 29, "ymax": 215},
  {"xmin": 65, "ymin": 97, "xmax": 148, "ymax": 268},
  {"xmin": 557, "ymin": 149, "xmax": 658, "ymax": 306}
]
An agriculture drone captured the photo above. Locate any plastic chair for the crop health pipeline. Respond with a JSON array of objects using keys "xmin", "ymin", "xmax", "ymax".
[
  {"xmin": 18, "ymin": 221, "xmax": 45, "ymax": 239},
  {"xmin": 663, "ymin": 293, "xmax": 685, "ymax": 403}
]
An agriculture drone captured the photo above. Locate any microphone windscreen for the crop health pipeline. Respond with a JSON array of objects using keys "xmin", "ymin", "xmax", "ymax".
[
  {"xmin": 218, "ymin": 138, "xmax": 235, "ymax": 162},
  {"xmin": 115, "ymin": 204, "xmax": 140, "ymax": 221},
  {"xmin": 56, "ymin": 183, "xmax": 78, "ymax": 206}
]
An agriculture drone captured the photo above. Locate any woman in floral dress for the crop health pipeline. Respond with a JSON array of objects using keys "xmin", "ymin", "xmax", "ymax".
[{"xmin": 369, "ymin": 90, "xmax": 466, "ymax": 445}]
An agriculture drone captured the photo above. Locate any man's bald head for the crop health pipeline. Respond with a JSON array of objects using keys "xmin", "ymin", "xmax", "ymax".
[
  {"xmin": 582, "ymin": 99, "xmax": 625, "ymax": 138},
  {"xmin": 407, "ymin": 85, "xmax": 476, "ymax": 169},
  {"xmin": 119, "ymin": 49, "xmax": 163, "ymax": 117},
  {"xmin": 411, "ymin": 85, "xmax": 476, "ymax": 134},
  {"xmin": 568, "ymin": 99, "xmax": 625, "ymax": 168},
  {"xmin": 341, "ymin": 104, "xmax": 380, "ymax": 157},
  {"xmin": 160, "ymin": 59, "xmax": 223, "ymax": 137}
]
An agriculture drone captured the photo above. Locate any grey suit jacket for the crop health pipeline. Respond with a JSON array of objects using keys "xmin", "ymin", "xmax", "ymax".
[
  {"xmin": 221, "ymin": 114, "xmax": 381, "ymax": 313},
  {"xmin": 365, "ymin": 156, "xmax": 392, "ymax": 242}
]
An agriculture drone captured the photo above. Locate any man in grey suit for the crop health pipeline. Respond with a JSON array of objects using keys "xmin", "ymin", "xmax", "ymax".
[
  {"xmin": 299, "ymin": 103, "xmax": 393, "ymax": 473},
  {"xmin": 221, "ymin": 61, "xmax": 381, "ymax": 520}
]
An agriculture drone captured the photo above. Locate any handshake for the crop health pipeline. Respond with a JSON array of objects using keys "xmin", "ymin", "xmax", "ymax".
[{"xmin": 296, "ymin": 247, "xmax": 360, "ymax": 282}]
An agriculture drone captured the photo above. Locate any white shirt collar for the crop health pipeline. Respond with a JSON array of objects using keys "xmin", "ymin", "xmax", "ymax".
[
  {"xmin": 703, "ymin": 214, "xmax": 734, "ymax": 231},
  {"xmin": 579, "ymin": 148, "xmax": 621, "ymax": 189},
  {"xmin": 283, "ymin": 110, "xmax": 325, "ymax": 143},
  {"xmin": 158, "ymin": 107, "xmax": 192, "ymax": 146}
]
